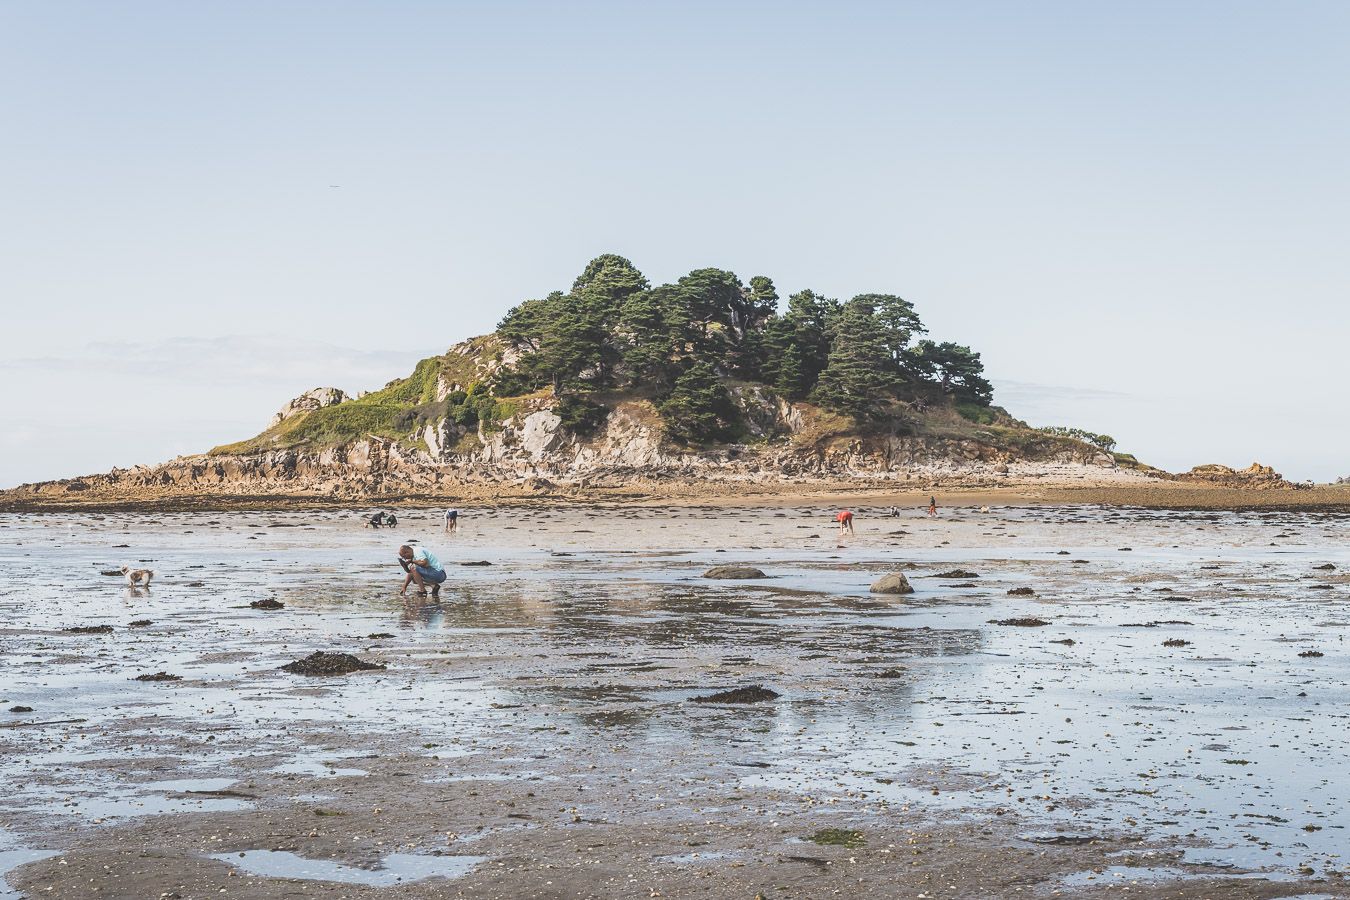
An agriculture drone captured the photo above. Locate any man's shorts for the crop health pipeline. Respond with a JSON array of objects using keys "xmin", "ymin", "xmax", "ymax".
[{"xmin": 414, "ymin": 565, "xmax": 447, "ymax": 584}]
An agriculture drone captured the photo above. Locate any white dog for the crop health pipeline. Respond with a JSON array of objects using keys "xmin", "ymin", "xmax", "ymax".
[{"xmin": 121, "ymin": 566, "xmax": 154, "ymax": 587}]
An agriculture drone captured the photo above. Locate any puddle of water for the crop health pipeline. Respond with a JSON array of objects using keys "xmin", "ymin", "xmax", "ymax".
[
  {"xmin": 211, "ymin": 850, "xmax": 486, "ymax": 886},
  {"xmin": 142, "ymin": 778, "xmax": 239, "ymax": 793},
  {"xmin": 0, "ymin": 831, "xmax": 59, "ymax": 899},
  {"xmin": 271, "ymin": 759, "xmax": 369, "ymax": 778},
  {"xmin": 2, "ymin": 778, "xmax": 252, "ymax": 825},
  {"xmin": 1061, "ymin": 864, "xmax": 1302, "ymax": 887},
  {"xmin": 0, "ymin": 848, "xmax": 59, "ymax": 899}
]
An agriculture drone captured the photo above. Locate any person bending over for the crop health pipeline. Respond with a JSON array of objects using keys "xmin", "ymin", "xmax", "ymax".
[{"xmin": 398, "ymin": 544, "xmax": 446, "ymax": 598}]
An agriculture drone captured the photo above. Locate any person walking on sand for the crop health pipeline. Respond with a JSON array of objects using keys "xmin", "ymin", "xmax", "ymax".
[
  {"xmin": 836, "ymin": 509, "xmax": 855, "ymax": 537},
  {"xmin": 927, "ymin": 496, "xmax": 938, "ymax": 518},
  {"xmin": 444, "ymin": 507, "xmax": 459, "ymax": 533},
  {"xmin": 398, "ymin": 544, "xmax": 447, "ymax": 599}
]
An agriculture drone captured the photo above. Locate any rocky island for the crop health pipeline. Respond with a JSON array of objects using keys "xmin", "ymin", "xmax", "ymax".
[{"xmin": 1, "ymin": 255, "xmax": 1334, "ymax": 510}]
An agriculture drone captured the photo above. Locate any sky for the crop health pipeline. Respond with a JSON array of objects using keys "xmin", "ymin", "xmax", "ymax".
[{"xmin": 3, "ymin": 1, "xmax": 1349, "ymax": 487}]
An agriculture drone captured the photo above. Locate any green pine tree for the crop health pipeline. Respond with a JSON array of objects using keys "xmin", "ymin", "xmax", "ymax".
[
  {"xmin": 810, "ymin": 299, "xmax": 902, "ymax": 420},
  {"xmin": 658, "ymin": 362, "xmax": 741, "ymax": 444},
  {"xmin": 909, "ymin": 341, "xmax": 993, "ymax": 404},
  {"xmin": 774, "ymin": 342, "xmax": 812, "ymax": 400}
]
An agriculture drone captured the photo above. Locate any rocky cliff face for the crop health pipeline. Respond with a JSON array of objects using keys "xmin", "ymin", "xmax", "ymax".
[
  {"xmin": 269, "ymin": 387, "xmax": 350, "ymax": 427},
  {"xmin": 3, "ymin": 332, "xmax": 1141, "ymax": 507},
  {"xmin": 8, "ymin": 390, "xmax": 1123, "ymax": 506}
]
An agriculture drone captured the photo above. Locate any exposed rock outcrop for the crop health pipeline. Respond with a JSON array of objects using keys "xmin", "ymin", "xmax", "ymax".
[
  {"xmin": 1175, "ymin": 462, "xmax": 1293, "ymax": 490},
  {"xmin": 0, "ymin": 335, "xmax": 1155, "ymax": 509},
  {"xmin": 2, "ymin": 401, "xmax": 1144, "ymax": 507},
  {"xmin": 271, "ymin": 388, "xmax": 350, "ymax": 427}
]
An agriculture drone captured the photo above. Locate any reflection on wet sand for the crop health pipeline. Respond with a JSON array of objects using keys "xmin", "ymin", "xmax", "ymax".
[{"xmin": 1, "ymin": 504, "xmax": 1348, "ymax": 896}]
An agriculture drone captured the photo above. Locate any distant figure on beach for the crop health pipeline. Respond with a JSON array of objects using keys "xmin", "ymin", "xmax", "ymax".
[
  {"xmin": 121, "ymin": 566, "xmax": 153, "ymax": 588},
  {"xmin": 367, "ymin": 512, "xmax": 385, "ymax": 528},
  {"xmin": 836, "ymin": 509, "xmax": 855, "ymax": 537},
  {"xmin": 888, "ymin": 506, "xmax": 900, "ymax": 517},
  {"xmin": 927, "ymin": 497, "xmax": 938, "ymax": 518},
  {"xmin": 398, "ymin": 544, "xmax": 446, "ymax": 598},
  {"xmin": 444, "ymin": 508, "xmax": 459, "ymax": 533},
  {"xmin": 385, "ymin": 512, "xmax": 398, "ymax": 527}
]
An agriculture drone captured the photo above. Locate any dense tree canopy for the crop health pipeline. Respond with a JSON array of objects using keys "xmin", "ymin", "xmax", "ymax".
[{"xmin": 494, "ymin": 255, "xmax": 995, "ymax": 444}]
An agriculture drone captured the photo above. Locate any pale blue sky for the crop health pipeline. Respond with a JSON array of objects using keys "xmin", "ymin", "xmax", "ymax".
[{"xmin": 3, "ymin": 1, "xmax": 1349, "ymax": 486}]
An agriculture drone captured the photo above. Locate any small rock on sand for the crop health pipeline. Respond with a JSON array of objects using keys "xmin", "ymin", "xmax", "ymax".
[
  {"xmin": 1022, "ymin": 833, "xmax": 1096, "ymax": 846},
  {"xmin": 133, "ymin": 671, "xmax": 182, "ymax": 682},
  {"xmin": 934, "ymin": 569, "xmax": 979, "ymax": 579},
  {"xmin": 63, "ymin": 625, "xmax": 113, "ymax": 634},
  {"xmin": 1299, "ymin": 650, "xmax": 1325, "ymax": 658},
  {"xmin": 1162, "ymin": 638, "xmax": 1190, "ymax": 647},
  {"xmin": 702, "ymin": 565, "xmax": 767, "ymax": 579},
  {"xmin": 282, "ymin": 651, "xmax": 386, "ymax": 676},
  {"xmin": 870, "ymin": 573, "xmax": 914, "ymax": 595},
  {"xmin": 460, "ymin": 560, "xmax": 492, "ymax": 567},
  {"xmin": 690, "ymin": 685, "xmax": 779, "ymax": 704},
  {"xmin": 250, "ymin": 599, "xmax": 285, "ymax": 610},
  {"xmin": 128, "ymin": 619, "xmax": 152, "ymax": 627},
  {"xmin": 9, "ymin": 706, "xmax": 34, "ymax": 713},
  {"xmin": 990, "ymin": 617, "xmax": 1050, "ymax": 627},
  {"xmin": 1007, "ymin": 587, "xmax": 1036, "ymax": 596}
]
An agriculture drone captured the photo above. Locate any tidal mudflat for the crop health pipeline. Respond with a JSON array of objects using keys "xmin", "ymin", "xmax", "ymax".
[{"xmin": 1, "ymin": 504, "xmax": 1347, "ymax": 898}]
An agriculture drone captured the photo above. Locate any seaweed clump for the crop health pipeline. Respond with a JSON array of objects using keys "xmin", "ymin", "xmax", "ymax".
[
  {"xmin": 690, "ymin": 685, "xmax": 780, "ymax": 704},
  {"xmin": 282, "ymin": 651, "xmax": 386, "ymax": 676}
]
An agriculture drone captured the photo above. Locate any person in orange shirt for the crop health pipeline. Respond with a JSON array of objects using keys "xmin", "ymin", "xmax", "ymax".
[{"xmin": 836, "ymin": 509, "xmax": 855, "ymax": 537}]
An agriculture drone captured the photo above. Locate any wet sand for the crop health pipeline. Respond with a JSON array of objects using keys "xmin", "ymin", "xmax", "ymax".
[
  {"xmin": 1, "ymin": 505, "xmax": 1348, "ymax": 898},
  {"xmin": 6, "ymin": 479, "xmax": 1350, "ymax": 514}
]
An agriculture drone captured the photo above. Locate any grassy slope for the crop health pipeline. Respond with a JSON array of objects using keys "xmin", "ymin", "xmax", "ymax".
[
  {"xmin": 208, "ymin": 335, "xmax": 1128, "ymax": 467},
  {"xmin": 210, "ymin": 340, "xmax": 497, "ymax": 456}
]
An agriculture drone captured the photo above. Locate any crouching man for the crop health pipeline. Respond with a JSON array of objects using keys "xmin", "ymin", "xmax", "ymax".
[{"xmin": 398, "ymin": 544, "xmax": 446, "ymax": 599}]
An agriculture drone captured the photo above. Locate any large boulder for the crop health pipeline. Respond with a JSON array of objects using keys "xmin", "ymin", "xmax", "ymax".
[
  {"xmin": 271, "ymin": 387, "xmax": 350, "ymax": 427},
  {"xmin": 519, "ymin": 410, "xmax": 564, "ymax": 459},
  {"xmin": 703, "ymin": 565, "xmax": 767, "ymax": 579},
  {"xmin": 870, "ymin": 572, "xmax": 914, "ymax": 595}
]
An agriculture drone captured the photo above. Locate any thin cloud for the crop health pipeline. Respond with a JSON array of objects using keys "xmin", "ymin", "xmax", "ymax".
[
  {"xmin": 1, "ymin": 334, "xmax": 439, "ymax": 390},
  {"xmin": 992, "ymin": 379, "xmax": 1139, "ymax": 404}
]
